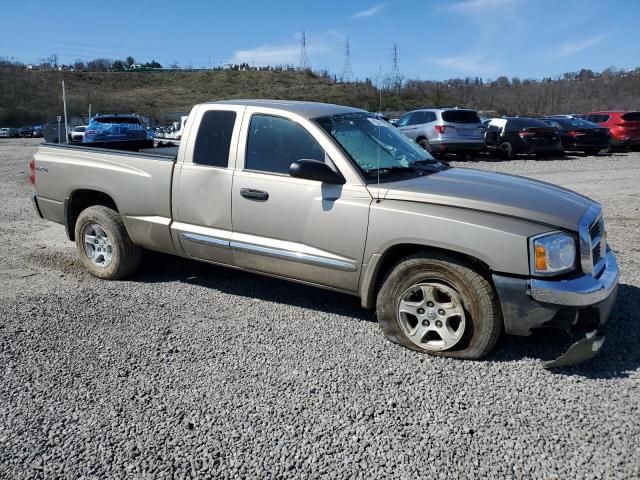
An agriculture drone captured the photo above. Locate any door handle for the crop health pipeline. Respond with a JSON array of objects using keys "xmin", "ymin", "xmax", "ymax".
[{"xmin": 240, "ymin": 188, "xmax": 269, "ymax": 201}]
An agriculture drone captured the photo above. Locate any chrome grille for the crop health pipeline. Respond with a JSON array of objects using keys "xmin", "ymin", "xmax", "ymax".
[
  {"xmin": 590, "ymin": 219, "xmax": 603, "ymax": 267},
  {"xmin": 579, "ymin": 204, "xmax": 606, "ymax": 275}
]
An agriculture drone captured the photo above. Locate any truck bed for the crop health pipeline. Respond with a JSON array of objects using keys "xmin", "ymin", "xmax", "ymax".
[{"xmin": 33, "ymin": 142, "xmax": 177, "ymax": 255}]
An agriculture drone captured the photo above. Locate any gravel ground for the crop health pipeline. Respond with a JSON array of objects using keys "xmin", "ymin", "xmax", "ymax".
[{"xmin": 1, "ymin": 138, "xmax": 639, "ymax": 479}]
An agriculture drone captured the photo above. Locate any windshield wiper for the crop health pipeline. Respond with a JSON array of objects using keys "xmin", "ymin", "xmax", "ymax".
[
  {"xmin": 412, "ymin": 159, "xmax": 450, "ymax": 170},
  {"xmin": 366, "ymin": 166, "xmax": 424, "ymax": 176}
]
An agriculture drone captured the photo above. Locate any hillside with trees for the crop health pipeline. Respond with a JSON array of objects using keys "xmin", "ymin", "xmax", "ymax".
[{"xmin": 1, "ymin": 58, "xmax": 639, "ymax": 126}]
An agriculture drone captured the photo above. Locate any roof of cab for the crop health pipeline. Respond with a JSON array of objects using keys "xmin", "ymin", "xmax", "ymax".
[{"xmin": 208, "ymin": 99, "xmax": 365, "ymax": 119}]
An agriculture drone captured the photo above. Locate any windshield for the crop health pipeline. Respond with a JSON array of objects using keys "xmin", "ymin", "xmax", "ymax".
[{"xmin": 315, "ymin": 113, "xmax": 442, "ymax": 182}]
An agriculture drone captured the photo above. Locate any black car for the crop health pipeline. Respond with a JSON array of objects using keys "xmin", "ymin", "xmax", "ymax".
[
  {"xmin": 485, "ymin": 117, "xmax": 563, "ymax": 159},
  {"xmin": 19, "ymin": 126, "xmax": 35, "ymax": 137},
  {"xmin": 542, "ymin": 117, "xmax": 610, "ymax": 155}
]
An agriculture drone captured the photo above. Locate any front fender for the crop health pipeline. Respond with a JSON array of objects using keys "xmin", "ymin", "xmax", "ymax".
[{"xmin": 359, "ymin": 200, "xmax": 552, "ymax": 308}]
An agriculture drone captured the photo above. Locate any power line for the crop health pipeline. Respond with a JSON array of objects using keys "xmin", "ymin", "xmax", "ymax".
[
  {"xmin": 299, "ymin": 30, "xmax": 310, "ymax": 71},
  {"xmin": 342, "ymin": 37, "xmax": 352, "ymax": 82}
]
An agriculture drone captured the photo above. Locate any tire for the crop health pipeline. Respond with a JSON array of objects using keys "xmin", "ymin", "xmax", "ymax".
[
  {"xmin": 74, "ymin": 205, "xmax": 141, "ymax": 280},
  {"xmin": 499, "ymin": 141, "xmax": 514, "ymax": 160},
  {"xmin": 376, "ymin": 252, "xmax": 502, "ymax": 360},
  {"xmin": 418, "ymin": 138, "xmax": 431, "ymax": 152}
]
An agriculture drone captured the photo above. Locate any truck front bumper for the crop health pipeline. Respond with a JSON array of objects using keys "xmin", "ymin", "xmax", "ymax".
[{"xmin": 493, "ymin": 249, "xmax": 619, "ymax": 368}]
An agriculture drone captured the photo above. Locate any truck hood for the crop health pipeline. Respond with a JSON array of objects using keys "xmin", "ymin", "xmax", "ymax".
[{"xmin": 374, "ymin": 167, "xmax": 594, "ymax": 230}]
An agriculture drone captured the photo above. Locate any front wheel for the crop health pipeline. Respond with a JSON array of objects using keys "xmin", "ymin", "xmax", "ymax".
[
  {"xmin": 376, "ymin": 252, "xmax": 502, "ymax": 359},
  {"xmin": 75, "ymin": 205, "xmax": 141, "ymax": 280}
]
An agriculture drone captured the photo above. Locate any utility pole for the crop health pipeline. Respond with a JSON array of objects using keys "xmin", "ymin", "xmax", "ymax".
[
  {"xmin": 62, "ymin": 81, "xmax": 69, "ymax": 144},
  {"xmin": 342, "ymin": 37, "xmax": 353, "ymax": 82},
  {"xmin": 391, "ymin": 43, "xmax": 401, "ymax": 91},
  {"xmin": 299, "ymin": 30, "xmax": 310, "ymax": 71}
]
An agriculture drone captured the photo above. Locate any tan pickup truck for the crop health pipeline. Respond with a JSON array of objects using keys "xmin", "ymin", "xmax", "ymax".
[{"xmin": 30, "ymin": 100, "xmax": 619, "ymax": 367}]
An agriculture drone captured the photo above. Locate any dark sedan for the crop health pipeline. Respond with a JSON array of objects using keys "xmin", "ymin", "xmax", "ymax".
[
  {"xmin": 542, "ymin": 117, "xmax": 610, "ymax": 155},
  {"xmin": 485, "ymin": 117, "xmax": 563, "ymax": 159}
]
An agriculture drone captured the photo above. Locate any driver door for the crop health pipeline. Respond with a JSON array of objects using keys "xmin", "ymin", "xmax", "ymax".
[{"xmin": 230, "ymin": 110, "xmax": 371, "ymax": 292}]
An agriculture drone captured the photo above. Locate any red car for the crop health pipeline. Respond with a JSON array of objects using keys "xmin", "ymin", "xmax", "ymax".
[{"xmin": 583, "ymin": 110, "xmax": 640, "ymax": 149}]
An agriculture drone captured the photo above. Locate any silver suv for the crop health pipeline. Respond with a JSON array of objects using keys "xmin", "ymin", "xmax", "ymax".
[{"xmin": 397, "ymin": 108, "xmax": 485, "ymax": 155}]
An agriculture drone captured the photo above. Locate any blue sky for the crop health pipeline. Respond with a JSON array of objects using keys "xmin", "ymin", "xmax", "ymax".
[{"xmin": 1, "ymin": 0, "xmax": 638, "ymax": 81}]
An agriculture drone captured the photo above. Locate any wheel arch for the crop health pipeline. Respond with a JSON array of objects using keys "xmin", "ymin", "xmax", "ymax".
[
  {"xmin": 359, "ymin": 243, "xmax": 492, "ymax": 309},
  {"xmin": 65, "ymin": 189, "xmax": 119, "ymax": 241}
]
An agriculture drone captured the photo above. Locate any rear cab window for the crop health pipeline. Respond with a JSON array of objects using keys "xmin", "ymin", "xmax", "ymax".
[
  {"xmin": 441, "ymin": 110, "xmax": 481, "ymax": 124},
  {"xmin": 193, "ymin": 110, "xmax": 237, "ymax": 168}
]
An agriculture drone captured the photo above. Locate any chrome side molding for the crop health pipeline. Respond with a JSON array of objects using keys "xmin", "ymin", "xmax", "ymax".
[
  {"xmin": 180, "ymin": 232, "xmax": 230, "ymax": 248},
  {"xmin": 179, "ymin": 232, "xmax": 356, "ymax": 272}
]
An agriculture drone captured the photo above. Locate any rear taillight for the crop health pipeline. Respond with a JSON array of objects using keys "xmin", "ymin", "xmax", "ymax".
[
  {"xmin": 29, "ymin": 159, "xmax": 36, "ymax": 186},
  {"xmin": 518, "ymin": 130, "xmax": 534, "ymax": 138},
  {"xmin": 569, "ymin": 130, "xmax": 586, "ymax": 138},
  {"xmin": 434, "ymin": 125, "xmax": 446, "ymax": 134}
]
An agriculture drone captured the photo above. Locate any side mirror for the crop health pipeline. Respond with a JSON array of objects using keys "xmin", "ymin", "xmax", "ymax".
[{"xmin": 289, "ymin": 159, "xmax": 345, "ymax": 184}]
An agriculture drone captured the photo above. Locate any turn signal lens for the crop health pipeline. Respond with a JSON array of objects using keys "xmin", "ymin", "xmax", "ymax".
[{"xmin": 535, "ymin": 245, "xmax": 547, "ymax": 271}]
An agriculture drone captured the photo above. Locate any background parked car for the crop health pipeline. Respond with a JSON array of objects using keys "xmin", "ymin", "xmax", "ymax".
[
  {"xmin": 542, "ymin": 117, "xmax": 610, "ymax": 155},
  {"xmin": 397, "ymin": 108, "xmax": 485, "ymax": 156},
  {"xmin": 485, "ymin": 117, "xmax": 563, "ymax": 159},
  {"xmin": 583, "ymin": 111, "xmax": 640, "ymax": 150},
  {"xmin": 83, "ymin": 114, "xmax": 153, "ymax": 149},
  {"xmin": 69, "ymin": 125, "xmax": 87, "ymax": 143},
  {"xmin": 0, "ymin": 127, "xmax": 20, "ymax": 138},
  {"xmin": 19, "ymin": 126, "xmax": 35, "ymax": 137}
]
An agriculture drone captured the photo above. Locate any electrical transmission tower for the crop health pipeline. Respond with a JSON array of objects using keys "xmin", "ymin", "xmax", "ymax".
[
  {"xmin": 299, "ymin": 30, "xmax": 310, "ymax": 70},
  {"xmin": 391, "ymin": 43, "xmax": 401, "ymax": 90},
  {"xmin": 342, "ymin": 37, "xmax": 353, "ymax": 82}
]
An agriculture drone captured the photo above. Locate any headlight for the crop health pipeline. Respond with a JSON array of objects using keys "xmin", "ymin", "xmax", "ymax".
[{"xmin": 530, "ymin": 232, "xmax": 576, "ymax": 275}]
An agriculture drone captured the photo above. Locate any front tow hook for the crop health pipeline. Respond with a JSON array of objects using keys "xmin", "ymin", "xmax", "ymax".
[{"xmin": 544, "ymin": 329, "xmax": 606, "ymax": 369}]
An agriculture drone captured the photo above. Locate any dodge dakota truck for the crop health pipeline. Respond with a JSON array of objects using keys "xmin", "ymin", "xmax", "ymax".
[{"xmin": 30, "ymin": 100, "xmax": 620, "ymax": 367}]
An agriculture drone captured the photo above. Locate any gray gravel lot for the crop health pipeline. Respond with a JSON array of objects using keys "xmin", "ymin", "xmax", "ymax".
[{"xmin": 1, "ymin": 138, "xmax": 639, "ymax": 479}]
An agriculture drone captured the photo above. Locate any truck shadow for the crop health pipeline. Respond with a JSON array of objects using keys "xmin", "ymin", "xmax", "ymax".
[
  {"xmin": 133, "ymin": 253, "xmax": 639, "ymax": 377},
  {"xmin": 134, "ymin": 251, "xmax": 376, "ymax": 323}
]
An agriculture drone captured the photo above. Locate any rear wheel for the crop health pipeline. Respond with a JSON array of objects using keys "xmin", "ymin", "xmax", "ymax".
[
  {"xmin": 499, "ymin": 141, "xmax": 515, "ymax": 160},
  {"xmin": 376, "ymin": 252, "xmax": 502, "ymax": 359},
  {"xmin": 418, "ymin": 138, "xmax": 431, "ymax": 152},
  {"xmin": 75, "ymin": 205, "xmax": 141, "ymax": 280}
]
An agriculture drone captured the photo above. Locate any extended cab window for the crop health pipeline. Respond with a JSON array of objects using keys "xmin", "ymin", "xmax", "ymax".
[
  {"xmin": 246, "ymin": 115, "xmax": 324, "ymax": 174},
  {"xmin": 193, "ymin": 110, "xmax": 237, "ymax": 167}
]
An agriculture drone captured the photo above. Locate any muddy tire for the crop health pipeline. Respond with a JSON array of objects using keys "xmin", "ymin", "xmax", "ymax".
[
  {"xmin": 376, "ymin": 252, "xmax": 502, "ymax": 360},
  {"xmin": 74, "ymin": 205, "xmax": 141, "ymax": 280}
]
